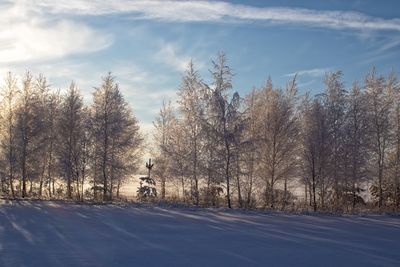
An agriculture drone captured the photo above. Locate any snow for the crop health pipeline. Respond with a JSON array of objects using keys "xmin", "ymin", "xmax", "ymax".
[{"xmin": 0, "ymin": 201, "xmax": 399, "ymax": 267}]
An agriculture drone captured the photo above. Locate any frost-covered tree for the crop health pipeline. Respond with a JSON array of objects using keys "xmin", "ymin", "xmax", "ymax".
[
  {"xmin": 58, "ymin": 83, "xmax": 85, "ymax": 199},
  {"xmin": 256, "ymin": 77, "xmax": 299, "ymax": 209},
  {"xmin": 324, "ymin": 71, "xmax": 347, "ymax": 210},
  {"xmin": 34, "ymin": 75, "xmax": 59, "ymax": 198},
  {"xmin": 206, "ymin": 52, "xmax": 237, "ymax": 208},
  {"xmin": 153, "ymin": 100, "xmax": 175, "ymax": 200},
  {"xmin": 365, "ymin": 69, "xmax": 393, "ymax": 209},
  {"xmin": 176, "ymin": 60, "xmax": 207, "ymax": 205},
  {"xmin": 301, "ymin": 96, "xmax": 330, "ymax": 211},
  {"xmin": 343, "ymin": 82, "xmax": 369, "ymax": 211},
  {"xmin": 91, "ymin": 73, "xmax": 142, "ymax": 201},
  {"xmin": 0, "ymin": 72, "xmax": 19, "ymax": 197},
  {"xmin": 242, "ymin": 88, "xmax": 259, "ymax": 208},
  {"xmin": 388, "ymin": 80, "xmax": 400, "ymax": 209},
  {"xmin": 14, "ymin": 72, "xmax": 44, "ymax": 198},
  {"xmin": 44, "ymin": 91, "xmax": 61, "ymax": 198}
]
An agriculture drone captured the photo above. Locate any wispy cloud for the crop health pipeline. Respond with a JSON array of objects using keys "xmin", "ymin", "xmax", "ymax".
[
  {"xmin": 376, "ymin": 36, "xmax": 400, "ymax": 53},
  {"xmin": 285, "ymin": 68, "xmax": 331, "ymax": 78},
  {"xmin": 0, "ymin": 1, "xmax": 112, "ymax": 64},
  {"xmin": 34, "ymin": 0, "xmax": 400, "ymax": 32},
  {"xmin": 155, "ymin": 43, "xmax": 191, "ymax": 72}
]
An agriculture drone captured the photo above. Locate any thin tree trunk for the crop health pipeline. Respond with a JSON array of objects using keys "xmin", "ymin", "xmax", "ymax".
[
  {"xmin": 8, "ymin": 127, "xmax": 15, "ymax": 198},
  {"xmin": 21, "ymin": 136, "xmax": 27, "ymax": 198},
  {"xmin": 161, "ymin": 174, "xmax": 166, "ymax": 199},
  {"xmin": 225, "ymin": 142, "xmax": 231, "ymax": 209},
  {"xmin": 246, "ymin": 154, "xmax": 254, "ymax": 208},
  {"xmin": 236, "ymin": 150, "xmax": 242, "ymax": 208},
  {"xmin": 194, "ymin": 136, "xmax": 199, "ymax": 205},
  {"xmin": 283, "ymin": 178, "xmax": 288, "ymax": 210},
  {"xmin": 102, "ymin": 107, "xmax": 109, "ymax": 201},
  {"xmin": 312, "ymin": 158, "xmax": 317, "ymax": 212},
  {"xmin": 181, "ymin": 173, "xmax": 185, "ymax": 201},
  {"xmin": 304, "ymin": 183, "xmax": 308, "ymax": 206}
]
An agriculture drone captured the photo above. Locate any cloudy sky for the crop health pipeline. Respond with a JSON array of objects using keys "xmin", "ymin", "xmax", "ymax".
[{"xmin": 1, "ymin": 0, "xmax": 400, "ymax": 134}]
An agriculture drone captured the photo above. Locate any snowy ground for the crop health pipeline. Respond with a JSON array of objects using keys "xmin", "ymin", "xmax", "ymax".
[{"xmin": 0, "ymin": 201, "xmax": 399, "ymax": 267}]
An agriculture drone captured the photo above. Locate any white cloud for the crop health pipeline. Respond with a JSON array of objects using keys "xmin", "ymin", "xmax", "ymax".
[
  {"xmin": 376, "ymin": 36, "xmax": 400, "ymax": 53},
  {"xmin": 34, "ymin": 0, "xmax": 400, "ymax": 32},
  {"xmin": 285, "ymin": 68, "xmax": 331, "ymax": 78},
  {"xmin": 297, "ymin": 79, "xmax": 318, "ymax": 89},
  {"xmin": 0, "ymin": 1, "xmax": 112, "ymax": 64},
  {"xmin": 155, "ymin": 43, "xmax": 191, "ymax": 72}
]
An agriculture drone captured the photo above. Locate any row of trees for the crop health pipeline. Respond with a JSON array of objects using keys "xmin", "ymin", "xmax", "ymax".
[
  {"xmin": 153, "ymin": 52, "xmax": 400, "ymax": 212},
  {"xmin": 0, "ymin": 72, "xmax": 142, "ymax": 201}
]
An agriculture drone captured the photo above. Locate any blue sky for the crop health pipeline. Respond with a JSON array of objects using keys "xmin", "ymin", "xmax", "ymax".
[{"xmin": 1, "ymin": 0, "xmax": 400, "ymax": 133}]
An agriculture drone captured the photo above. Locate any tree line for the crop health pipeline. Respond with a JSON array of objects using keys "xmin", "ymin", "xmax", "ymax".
[
  {"xmin": 1, "ymin": 53, "xmax": 398, "ymax": 213},
  {"xmin": 153, "ymin": 52, "xmax": 400, "ymax": 212},
  {"xmin": 0, "ymin": 72, "xmax": 142, "ymax": 201}
]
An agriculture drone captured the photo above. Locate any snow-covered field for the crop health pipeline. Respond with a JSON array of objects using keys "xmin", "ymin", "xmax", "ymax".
[{"xmin": 0, "ymin": 201, "xmax": 399, "ymax": 267}]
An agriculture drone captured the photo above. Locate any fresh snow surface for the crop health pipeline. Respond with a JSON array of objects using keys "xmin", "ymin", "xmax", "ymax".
[{"xmin": 0, "ymin": 201, "xmax": 399, "ymax": 267}]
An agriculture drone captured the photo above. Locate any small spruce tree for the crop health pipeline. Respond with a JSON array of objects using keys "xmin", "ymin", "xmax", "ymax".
[{"xmin": 137, "ymin": 159, "xmax": 157, "ymax": 200}]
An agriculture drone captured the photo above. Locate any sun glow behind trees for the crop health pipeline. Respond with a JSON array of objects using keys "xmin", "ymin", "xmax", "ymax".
[
  {"xmin": 0, "ymin": 72, "xmax": 143, "ymax": 201},
  {"xmin": 152, "ymin": 53, "xmax": 400, "ymax": 212},
  {"xmin": 0, "ymin": 52, "xmax": 399, "ymax": 212}
]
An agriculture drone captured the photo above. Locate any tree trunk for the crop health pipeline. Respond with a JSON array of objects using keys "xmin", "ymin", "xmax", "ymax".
[
  {"xmin": 194, "ymin": 137, "xmax": 199, "ymax": 205},
  {"xmin": 117, "ymin": 181, "xmax": 121, "ymax": 199},
  {"xmin": 304, "ymin": 183, "xmax": 308, "ymax": 206},
  {"xmin": 161, "ymin": 174, "xmax": 166, "ymax": 199},
  {"xmin": 312, "ymin": 159, "xmax": 317, "ymax": 212},
  {"xmin": 22, "ymin": 169, "xmax": 26, "ymax": 198},
  {"xmin": 236, "ymin": 151, "xmax": 242, "ymax": 208},
  {"xmin": 378, "ymin": 160, "xmax": 383, "ymax": 209},
  {"xmin": 181, "ymin": 173, "xmax": 185, "ymax": 201},
  {"xmin": 283, "ymin": 178, "xmax": 288, "ymax": 210},
  {"xmin": 225, "ymin": 142, "xmax": 231, "ymax": 209},
  {"xmin": 246, "ymin": 156, "xmax": 254, "ymax": 208}
]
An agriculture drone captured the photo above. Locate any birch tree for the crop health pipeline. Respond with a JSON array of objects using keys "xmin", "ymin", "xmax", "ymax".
[
  {"xmin": 344, "ymin": 82, "xmax": 368, "ymax": 211},
  {"xmin": 207, "ymin": 52, "xmax": 235, "ymax": 208},
  {"xmin": 301, "ymin": 96, "xmax": 330, "ymax": 211},
  {"xmin": 324, "ymin": 71, "xmax": 347, "ymax": 210},
  {"xmin": 242, "ymin": 88, "xmax": 259, "ymax": 208},
  {"xmin": 15, "ymin": 72, "xmax": 42, "ymax": 198},
  {"xmin": 58, "ymin": 82, "xmax": 84, "ymax": 199},
  {"xmin": 153, "ymin": 100, "xmax": 175, "ymax": 200},
  {"xmin": 257, "ymin": 77, "xmax": 299, "ymax": 208},
  {"xmin": 365, "ymin": 69, "xmax": 393, "ymax": 209},
  {"xmin": 92, "ymin": 73, "xmax": 142, "ymax": 201},
  {"xmin": 385, "ymin": 73, "xmax": 400, "ymax": 209},
  {"xmin": 176, "ymin": 60, "xmax": 207, "ymax": 204},
  {"xmin": 0, "ymin": 72, "xmax": 19, "ymax": 197}
]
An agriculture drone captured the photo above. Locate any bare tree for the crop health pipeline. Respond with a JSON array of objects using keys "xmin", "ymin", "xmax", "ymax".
[
  {"xmin": 344, "ymin": 82, "xmax": 369, "ymax": 211},
  {"xmin": 324, "ymin": 71, "xmax": 347, "ymax": 210},
  {"xmin": 386, "ymin": 73, "xmax": 400, "ymax": 209},
  {"xmin": 15, "ymin": 72, "xmax": 43, "ymax": 198},
  {"xmin": 92, "ymin": 73, "xmax": 142, "ymax": 201},
  {"xmin": 365, "ymin": 69, "xmax": 393, "ymax": 209},
  {"xmin": 45, "ymin": 92, "xmax": 61, "ymax": 198},
  {"xmin": 58, "ymin": 82, "xmax": 84, "ymax": 199},
  {"xmin": 0, "ymin": 72, "xmax": 19, "ymax": 197},
  {"xmin": 242, "ymin": 88, "xmax": 259, "ymax": 208},
  {"xmin": 256, "ymin": 77, "xmax": 299, "ymax": 209},
  {"xmin": 34, "ymin": 74, "xmax": 58, "ymax": 198},
  {"xmin": 153, "ymin": 100, "xmax": 175, "ymax": 200},
  {"xmin": 207, "ymin": 52, "xmax": 236, "ymax": 208},
  {"xmin": 176, "ymin": 60, "xmax": 208, "ymax": 204},
  {"xmin": 301, "ymin": 96, "xmax": 330, "ymax": 211}
]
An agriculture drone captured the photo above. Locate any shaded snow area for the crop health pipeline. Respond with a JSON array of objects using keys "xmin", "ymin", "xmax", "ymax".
[{"xmin": 0, "ymin": 202, "xmax": 399, "ymax": 267}]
